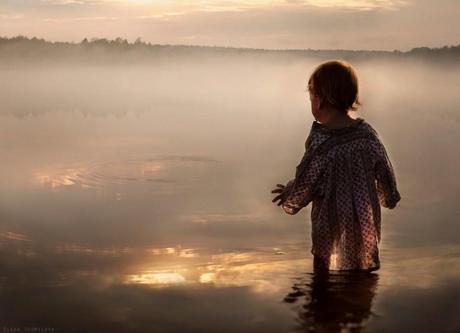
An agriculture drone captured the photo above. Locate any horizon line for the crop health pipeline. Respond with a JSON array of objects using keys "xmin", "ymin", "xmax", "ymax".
[{"xmin": 2, "ymin": 34, "xmax": 459, "ymax": 54}]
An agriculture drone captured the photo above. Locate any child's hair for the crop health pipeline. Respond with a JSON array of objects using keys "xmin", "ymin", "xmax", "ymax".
[{"xmin": 307, "ymin": 59, "xmax": 362, "ymax": 113}]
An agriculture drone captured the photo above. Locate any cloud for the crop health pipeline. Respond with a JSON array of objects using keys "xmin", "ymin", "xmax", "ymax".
[
  {"xmin": 1, "ymin": 0, "xmax": 458, "ymax": 50},
  {"xmin": 37, "ymin": 0, "xmax": 410, "ymax": 14}
]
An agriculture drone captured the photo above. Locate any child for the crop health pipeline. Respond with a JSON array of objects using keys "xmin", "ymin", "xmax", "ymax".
[{"xmin": 271, "ymin": 60, "xmax": 401, "ymax": 272}]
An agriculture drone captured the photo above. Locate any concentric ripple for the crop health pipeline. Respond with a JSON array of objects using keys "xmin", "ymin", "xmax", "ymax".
[{"xmin": 34, "ymin": 154, "xmax": 220, "ymax": 190}]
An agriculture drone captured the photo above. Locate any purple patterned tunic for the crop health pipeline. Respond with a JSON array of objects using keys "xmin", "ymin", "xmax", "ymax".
[{"xmin": 281, "ymin": 117, "xmax": 401, "ymax": 271}]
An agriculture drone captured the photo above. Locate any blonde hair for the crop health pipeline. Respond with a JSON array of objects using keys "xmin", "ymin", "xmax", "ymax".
[{"xmin": 308, "ymin": 59, "xmax": 361, "ymax": 113}]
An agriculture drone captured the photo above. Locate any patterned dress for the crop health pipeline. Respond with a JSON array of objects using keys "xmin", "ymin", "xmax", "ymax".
[{"xmin": 281, "ymin": 117, "xmax": 401, "ymax": 271}]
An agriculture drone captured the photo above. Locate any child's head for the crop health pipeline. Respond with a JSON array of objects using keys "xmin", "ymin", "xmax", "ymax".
[{"xmin": 307, "ymin": 60, "xmax": 361, "ymax": 116}]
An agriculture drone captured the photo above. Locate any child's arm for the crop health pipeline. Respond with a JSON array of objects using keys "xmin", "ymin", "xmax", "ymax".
[
  {"xmin": 374, "ymin": 142, "xmax": 401, "ymax": 209},
  {"xmin": 281, "ymin": 150, "xmax": 328, "ymax": 215}
]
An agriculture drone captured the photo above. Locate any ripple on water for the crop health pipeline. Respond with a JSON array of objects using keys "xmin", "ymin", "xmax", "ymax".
[{"xmin": 34, "ymin": 154, "xmax": 220, "ymax": 190}]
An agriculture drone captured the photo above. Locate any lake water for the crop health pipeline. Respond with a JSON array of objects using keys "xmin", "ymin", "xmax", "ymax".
[{"xmin": 0, "ymin": 57, "xmax": 459, "ymax": 332}]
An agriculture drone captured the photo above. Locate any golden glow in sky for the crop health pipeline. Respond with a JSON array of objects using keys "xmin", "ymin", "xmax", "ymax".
[
  {"xmin": 0, "ymin": 0, "xmax": 455, "ymax": 51},
  {"xmin": 114, "ymin": 0, "xmax": 408, "ymax": 12}
]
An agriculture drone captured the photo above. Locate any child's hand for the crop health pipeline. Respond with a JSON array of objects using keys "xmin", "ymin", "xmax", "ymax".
[{"xmin": 271, "ymin": 184, "xmax": 286, "ymax": 206}]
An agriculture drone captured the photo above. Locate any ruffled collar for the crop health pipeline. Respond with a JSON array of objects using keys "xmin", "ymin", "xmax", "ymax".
[{"xmin": 312, "ymin": 117, "xmax": 365, "ymax": 135}]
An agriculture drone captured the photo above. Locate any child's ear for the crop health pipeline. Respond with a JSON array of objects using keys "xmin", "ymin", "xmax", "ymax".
[{"xmin": 317, "ymin": 97, "xmax": 323, "ymax": 109}]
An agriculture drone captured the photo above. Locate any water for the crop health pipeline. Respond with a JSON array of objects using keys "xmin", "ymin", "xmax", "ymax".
[{"xmin": 0, "ymin": 57, "xmax": 459, "ymax": 332}]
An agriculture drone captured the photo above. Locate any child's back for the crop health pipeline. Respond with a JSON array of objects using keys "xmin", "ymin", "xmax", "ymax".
[
  {"xmin": 271, "ymin": 60, "xmax": 401, "ymax": 272},
  {"xmin": 282, "ymin": 117, "xmax": 400, "ymax": 271}
]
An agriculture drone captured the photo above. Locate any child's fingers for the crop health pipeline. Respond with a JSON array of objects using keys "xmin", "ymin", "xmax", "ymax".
[
  {"xmin": 271, "ymin": 184, "xmax": 285, "ymax": 192},
  {"xmin": 272, "ymin": 194, "xmax": 282, "ymax": 203}
]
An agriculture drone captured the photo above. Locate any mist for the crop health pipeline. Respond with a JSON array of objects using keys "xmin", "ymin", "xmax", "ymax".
[{"xmin": 1, "ymin": 44, "xmax": 459, "ymax": 253}]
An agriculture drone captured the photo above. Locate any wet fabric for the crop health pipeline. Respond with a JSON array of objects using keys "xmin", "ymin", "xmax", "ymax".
[{"xmin": 281, "ymin": 117, "xmax": 401, "ymax": 271}]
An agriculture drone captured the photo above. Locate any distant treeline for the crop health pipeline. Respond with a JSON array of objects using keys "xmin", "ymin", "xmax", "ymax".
[{"xmin": 1, "ymin": 35, "xmax": 459, "ymax": 64}]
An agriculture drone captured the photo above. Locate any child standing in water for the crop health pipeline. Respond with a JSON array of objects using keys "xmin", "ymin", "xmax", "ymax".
[{"xmin": 271, "ymin": 60, "xmax": 401, "ymax": 272}]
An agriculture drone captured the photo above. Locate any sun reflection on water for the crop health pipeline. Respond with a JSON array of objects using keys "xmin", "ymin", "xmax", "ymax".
[
  {"xmin": 127, "ymin": 271, "xmax": 186, "ymax": 285},
  {"xmin": 121, "ymin": 245, "xmax": 309, "ymax": 293}
]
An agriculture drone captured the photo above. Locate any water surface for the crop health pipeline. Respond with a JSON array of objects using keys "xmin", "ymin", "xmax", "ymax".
[{"xmin": 0, "ymin": 58, "xmax": 459, "ymax": 332}]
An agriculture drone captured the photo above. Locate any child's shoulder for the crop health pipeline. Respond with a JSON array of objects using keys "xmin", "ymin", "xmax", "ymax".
[
  {"xmin": 358, "ymin": 120, "xmax": 390, "ymax": 150},
  {"xmin": 357, "ymin": 119, "xmax": 380, "ymax": 139},
  {"xmin": 309, "ymin": 117, "xmax": 380, "ymax": 140},
  {"xmin": 307, "ymin": 118, "xmax": 385, "ymax": 156}
]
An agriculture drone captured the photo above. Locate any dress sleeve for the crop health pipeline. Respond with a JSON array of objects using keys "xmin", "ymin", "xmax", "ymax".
[
  {"xmin": 281, "ymin": 149, "xmax": 328, "ymax": 215},
  {"xmin": 374, "ymin": 141, "xmax": 401, "ymax": 209}
]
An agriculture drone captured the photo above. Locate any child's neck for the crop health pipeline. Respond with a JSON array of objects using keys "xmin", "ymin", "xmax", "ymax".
[{"xmin": 317, "ymin": 108, "xmax": 358, "ymax": 129}]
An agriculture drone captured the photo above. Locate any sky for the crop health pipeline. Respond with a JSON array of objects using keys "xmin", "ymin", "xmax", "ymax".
[{"xmin": 0, "ymin": 0, "xmax": 459, "ymax": 51}]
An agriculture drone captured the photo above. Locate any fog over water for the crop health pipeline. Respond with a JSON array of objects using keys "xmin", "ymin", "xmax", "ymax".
[{"xmin": 0, "ymin": 53, "xmax": 459, "ymax": 332}]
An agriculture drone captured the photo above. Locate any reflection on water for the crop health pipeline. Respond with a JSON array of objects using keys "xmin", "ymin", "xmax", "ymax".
[
  {"xmin": 284, "ymin": 271, "xmax": 379, "ymax": 332},
  {"xmin": 1, "ymin": 236, "xmax": 460, "ymax": 332}
]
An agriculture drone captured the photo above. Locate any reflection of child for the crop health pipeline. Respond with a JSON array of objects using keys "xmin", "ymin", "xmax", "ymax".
[{"xmin": 271, "ymin": 60, "xmax": 401, "ymax": 272}]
